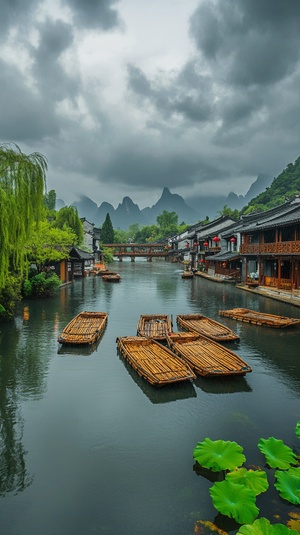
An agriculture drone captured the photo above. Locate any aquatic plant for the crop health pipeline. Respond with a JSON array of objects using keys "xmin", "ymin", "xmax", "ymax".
[
  {"xmin": 193, "ymin": 420, "xmax": 300, "ymax": 533},
  {"xmin": 193, "ymin": 438, "xmax": 246, "ymax": 472},
  {"xmin": 258, "ymin": 437, "xmax": 298, "ymax": 470}
]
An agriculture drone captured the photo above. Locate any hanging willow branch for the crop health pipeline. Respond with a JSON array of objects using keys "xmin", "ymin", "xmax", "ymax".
[{"xmin": 0, "ymin": 143, "xmax": 47, "ymax": 289}]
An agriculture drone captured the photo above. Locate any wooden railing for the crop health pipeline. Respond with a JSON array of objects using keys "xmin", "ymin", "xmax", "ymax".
[
  {"xmin": 240, "ymin": 241, "xmax": 300, "ymax": 254},
  {"xmin": 104, "ymin": 243, "xmax": 168, "ymax": 258}
]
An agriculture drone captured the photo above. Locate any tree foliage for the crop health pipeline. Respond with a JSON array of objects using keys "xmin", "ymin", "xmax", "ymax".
[
  {"xmin": 0, "ymin": 143, "xmax": 47, "ymax": 290},
  {"xmin": 53, "ymin": 206, "xmax": 83, "ymax": 244},
  {"xmin": 101, "ymin": 213, "xmax": 114, "ymax": 244},
  {"xmin": 241, "ymin": 157, "xmax": 300, "ymax": 214}
]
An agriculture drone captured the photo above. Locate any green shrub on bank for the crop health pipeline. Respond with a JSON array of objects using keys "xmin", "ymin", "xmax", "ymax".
[{"xmin": 23, "ymin": 272, "xmax": 61, "ymax": 298}]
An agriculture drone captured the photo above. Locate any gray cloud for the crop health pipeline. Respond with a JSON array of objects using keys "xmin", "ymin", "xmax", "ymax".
[{"xmin": 1, "ymin": 0, "xmax": 300, "ymax": 210}]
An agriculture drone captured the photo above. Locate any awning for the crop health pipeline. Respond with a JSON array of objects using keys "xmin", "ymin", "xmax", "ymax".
[{"xmin": 205, "ymin": 252, "xmax": 240, "ymax": 262}]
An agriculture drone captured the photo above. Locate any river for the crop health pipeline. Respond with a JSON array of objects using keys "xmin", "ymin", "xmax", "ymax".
[{"xmin": 0, "ymin": 260, "xmax": 300, "ymax": 535}]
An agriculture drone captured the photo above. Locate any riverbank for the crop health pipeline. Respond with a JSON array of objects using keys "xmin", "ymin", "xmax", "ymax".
[{"xmin": 194, "ymin": 270, "xmax": 300, "ymax": 308}]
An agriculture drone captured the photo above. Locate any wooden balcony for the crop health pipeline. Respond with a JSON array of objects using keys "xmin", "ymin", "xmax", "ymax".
[{"xmin": 240, "ymin": 241, "xmax": 300, "ymax": 255}]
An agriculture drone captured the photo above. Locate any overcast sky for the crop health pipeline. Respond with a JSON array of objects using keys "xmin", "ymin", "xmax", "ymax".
[{"xmin": 1, "ymin": 0, "xmax": 300, "ymax": 209}]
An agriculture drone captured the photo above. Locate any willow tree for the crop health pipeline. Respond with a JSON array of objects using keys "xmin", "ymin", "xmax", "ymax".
[{"xmin": 0, "ymin": 143, "xmax": 47, "ymax": 290}]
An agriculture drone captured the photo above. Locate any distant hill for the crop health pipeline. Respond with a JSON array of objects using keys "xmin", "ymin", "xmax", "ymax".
[
  {"xmin": 241, "ymin": 157, "xmax": 300, "ymax": 213},
  {"xmin": 55, "ymin": 171, "xmax": 279, "ymax": 229},
  {"xmin": 64, "ymin": 187, "xmax": 199, "ymax": 229}
]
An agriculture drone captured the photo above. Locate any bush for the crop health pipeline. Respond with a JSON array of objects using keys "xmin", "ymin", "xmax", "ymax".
[
  {"xmin": 22, "ymin": 272, "xmax": 61, "ymax": 298},
  {"xmin": 0, "ymin": 275, "xmax": 22, "ymax": 321}
]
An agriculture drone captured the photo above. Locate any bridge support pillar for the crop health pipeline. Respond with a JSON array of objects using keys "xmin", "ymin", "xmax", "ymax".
[
  {"xmin": 131, "ymin": 257, "xmax": 135, "ymax": 262},
  {"xmin": 147, "ymin": 257, "xmax": 152, "ymax": 262},
  {"xmin": 118, "ymin": 257, "xmax": 122, "ymax": 262}
]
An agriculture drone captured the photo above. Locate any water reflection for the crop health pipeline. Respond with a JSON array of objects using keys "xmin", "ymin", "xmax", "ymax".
[
  {"xmin": 117, "ymin": 350, "xmax": 197, "ymax": 403},
  {"xmin": 194, "ymin": 375, "xmax": 252, "ymax": 394},
  {"xmin": 0, "ymin": 320, "xmax": 32, "ymax": 496}
]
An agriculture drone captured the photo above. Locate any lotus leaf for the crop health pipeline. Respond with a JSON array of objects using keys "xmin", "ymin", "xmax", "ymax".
[
  {"xmin": 274, "ymin": 468, "xmax": 300, "ymax": 505},
  {"xmin": 226, "ymin": 468, "xmax": 269, "ymax": 495},
  {"xmin": 295, "ymin": 421, "xmax": 300, "ymax": 439},
  {"xmin": 238, "ymin": 517, "xmax": 299, "ymax": 535},
  {"xmin": 257, "ymin": 437, "xmax": 297, "ymax": 469},
  {"xmin": 209, "ymin": 480, "xmax": 259, "ymax": 524},
  {"xmin": 193, "ymin": 438, "xmax": 246, "ymax": 472}
]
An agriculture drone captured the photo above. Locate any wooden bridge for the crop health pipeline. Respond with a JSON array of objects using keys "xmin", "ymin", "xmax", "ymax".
[{"xmin": 104, "ymin": 243, "xmax": 169, "ymax": 261}]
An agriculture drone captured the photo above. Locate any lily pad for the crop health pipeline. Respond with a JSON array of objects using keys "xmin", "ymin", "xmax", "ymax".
[
  {"xmin": 226, "ymin": 468, "xmax": 269, "ymax": 495},
  {"xmin": 238, "ymin": 517, "xmax": 299, "ymax": 535},
  {"xmin": 209, "ymin": 480, "xmax": 259, "ymax": 524},
  {"xmin": 274, "ymin": 468, "xmax": 300, "ymax": 505},
  {"xmin": 193, "ymin": 438, "xmax": 246, "ymax": 472},
  {"xmin": 295, "ymin": 421, "xmax": 300, "ymax": 439},
  {"xmin": 257, "ymin": 437, "xmax": 297, "ymax": 469}
]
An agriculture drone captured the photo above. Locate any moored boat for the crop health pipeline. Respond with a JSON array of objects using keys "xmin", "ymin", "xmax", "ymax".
[
  {"xmin": 102, "ymin": 273, "xmax": 121, "ymax": 282},
  {"xmin": 116, "ymin": 335, "xmax": 196, "ymax": 386},
  {"xmin": 137, "ymin": 314, "xmax": 173, "ymax": 340},
  {"xmin": 166, "ymin": 332, "xmax": 251, "ymax": 377},
  {"xmin": 58, "ymin": 311, "xmax": 108, "ymax": 345},
  {"xmin": 219, "ymin": 308, "xmax": 300, "ymax": 328},
  {"xmin": 176, "ymin": 313, "xmax": 240, "ymax": 342}
]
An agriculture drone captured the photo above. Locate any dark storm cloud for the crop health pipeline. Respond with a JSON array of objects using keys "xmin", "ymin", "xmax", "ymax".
[
  {"xmin": 32, "ymin": 18, "xmax": 80, "ymax": 101},
  {"xmin": 0, "ymin": 0, "xmax": 39, "ymax": 38},
  {"xmin": 189, "ymin": 0, "xmax": 300, "ymax": 87},
  {"xmin": 127, "ymin": 62, "xmax": 213, "ymax": 124},
  {"xmin": 62, "ymin": 0, "xmax": 121, "ymax": 30},
  {"xmin": 0, "ymin": 59, "xmax": 59, "ymax": 141}
]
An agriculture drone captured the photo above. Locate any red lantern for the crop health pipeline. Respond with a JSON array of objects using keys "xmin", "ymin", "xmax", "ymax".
[
  {"xmin": 193, "ymin": 241, "xmax": 198, "ymax": 247},
  {"xmin": 203, "ymin": 241, "xmax": 209, "ymax": 247},
  {"xmin": 185, "ymin": 242, "xmax": 189, "ymax": 247},
  {"xmin": 198, "ymin": 259, "xmax": 204, "ymax": 263},
  {"xmin": 230, "ymin": 237, "xmax": 236, "ymax": 243},
  {"xmin": 213, "ymin": 236, "xmax": 220, "ymax": 243}
]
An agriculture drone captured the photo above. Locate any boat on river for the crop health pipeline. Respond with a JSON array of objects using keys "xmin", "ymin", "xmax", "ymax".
[
  {"xmin": 137, "ymin": 314, "xmax": 173, "ymax": 341},
  {"xmin": 102, "ymin": 273, "xmax": 121, "ymax": 282},
  {"xmin": 117, "ymin": 335, "xmax": 196, "ymax": 386},
  {"xmin": 166, "ymin": 332, "xmax": 251, "ymax": 377},
  {"xmin": 219, "ymin": 308, "xmax": 300, "ymax": 328},
  {"xmin": 58, "ymin": 311, "xmax": 108, "ymax": 345},
  {"xmin": 176, "ymin": 314, "xmax": 240, "ymax": 342}
]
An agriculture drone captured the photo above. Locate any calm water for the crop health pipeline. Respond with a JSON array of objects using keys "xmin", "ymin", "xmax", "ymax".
[{"xmin": 0, "ymin": 260, "xmax": 300, "ymax": 535}]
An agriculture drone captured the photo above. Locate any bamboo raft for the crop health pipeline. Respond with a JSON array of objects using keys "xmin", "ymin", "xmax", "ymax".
[
  {"xmin": 137, "ymin": 314, "xmax": 173, "ymax": 341},
  {"xmin": 176, "ymin": 314, "xmax": 240, "ymax": 342},
  {"xmin": 102, "ymin": 273, "xmax": 121, "ymax": 282},
  {"xmin": 219, "ymin": 308, "xmax": 300, "ymax": 328},
  {"xmin": 117, "ymin": 336, "xmax": 196, "ymax": 386},
  {"xmin": 182, "ymin": 271, "xmax": 194, "ymax": 278},
  {"xmin": 58, "ymin": 311, "xmax": 108, "ymax": 345},
  {"xmin": 166, "ymin": 332, "xmax": 251, "ymax": 377}
]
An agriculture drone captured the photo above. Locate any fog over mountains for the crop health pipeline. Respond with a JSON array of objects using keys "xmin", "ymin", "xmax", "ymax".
[{"xmin": 57, "ymin": 174, "xmax": 272, "ymax": 230}]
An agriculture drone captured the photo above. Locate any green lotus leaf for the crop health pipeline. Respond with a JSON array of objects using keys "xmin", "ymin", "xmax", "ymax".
[
  {"xmin": 257, "ymin": 437, "xmax": 297, "ymax": 469},
  {"xmin": 193, "ymin": 438, "xmax": 246, "ymax": 472},
  {"xmin": 209, "ymin": 480, "xmax": 259, "ymax": 524},
  {"xmin": 238, "ymin": 517, "xmax": 299, "ymax": 535},
  {"xmin": 226, "ymin": 468, "xmax": 269, "ymax": 495},
  {"xmin": 295, "ymin": 421, "xmax": 300, "ymax": 439},
  {"xmin": 274, "ymin": 468, "xmax": 300, "ymax": 505}
]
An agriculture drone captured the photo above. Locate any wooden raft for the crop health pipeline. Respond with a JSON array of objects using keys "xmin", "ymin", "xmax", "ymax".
[
  {"xmin": 117, "ymin": 336, "xmax": 196, "ymax": 386},
  {"xmin": 58, "ymin": 311, "xmax": 108, "ymax": 345},
  {"xmin": 166, "ymin": 332, "xmax": 251, "ymax": 377},
  {"xmin": 176, "ymin": 314, "xmax": 240, "ymax": 342},
  {"xmin": 102, "ymin": 273, "xmax": 121, "ymax": 282},
  {"xmin": 219, "ymin": 308, "xmax": 300, "ymax": 328},
  {"xmin": 137, "ymin": 314, "xmax": 173, "ymax": 341}
]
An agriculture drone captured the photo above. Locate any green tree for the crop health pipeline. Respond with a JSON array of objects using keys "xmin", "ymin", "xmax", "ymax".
[
  {"xmin": 156, "ymin": 210, "xmax": 178, "ymax": 238},
  {"xmin": 53, "ymin": 206, "xmax": 83, "ymax": 244},
  {"xmin": 44, "ymin": 189, "xmax": 56, "ymax": 211},
  {"xmin": 25, "ymin": 220, "xmax": 76, "ymax": 273},
  {"xmin": 101, "ymin": 213, "xmax": 114, "ymax": 244},
  {"xmin": 0, "ymin": 143, "xmax": 47, "ymax": 290}
]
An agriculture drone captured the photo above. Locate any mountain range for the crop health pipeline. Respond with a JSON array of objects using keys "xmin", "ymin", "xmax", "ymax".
[{"xmin": 56, "ymin": 174, "xmax": 272, "ymax": 230}]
